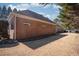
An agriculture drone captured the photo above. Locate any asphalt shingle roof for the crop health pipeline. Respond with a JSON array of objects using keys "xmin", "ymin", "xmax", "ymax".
[{"xmin": 17, "ymin": 10, "xmax": 53, "ymax": 23}]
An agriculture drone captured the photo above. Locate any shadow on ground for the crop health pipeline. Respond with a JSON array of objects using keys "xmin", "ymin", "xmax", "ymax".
[
  {"xmin": 21, "ymin": 33, "xmax": 67, "ymax": 49},
  {"xmin": 0, "ymin": 39, "xmax": 19, "ymax": 48}
]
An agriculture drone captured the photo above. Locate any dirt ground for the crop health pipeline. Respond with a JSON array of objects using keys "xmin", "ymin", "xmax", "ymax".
[{"xmin": 0, "ymin": 33, "xmax": 79, "ymax": 56}]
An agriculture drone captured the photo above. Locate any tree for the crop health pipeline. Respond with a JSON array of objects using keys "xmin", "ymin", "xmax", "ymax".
[
  {"xmin": 58, "ymin": 3, "xmax": 79, "ymax": 29},
  {"xmin": 40, "ymin": 3, "xmax": 79, "ymax": 29},
  {"xmin": 1, "ymin": 6, "xmax": 8, "ymax": 18},
  {"xmin": 2, "ymin": 6, "xmax": 7, "ymax": 15},
  {"xmin": 0, "ymin": 6, "xmax": 2, "ymax": 14},
  {"xmin": 7, "ymin": 6, "xmax": 12, "ymax": 15},
  {"xmin": 13, "ymin": 8, "xmax": 17, "ymax": 13},
  {"xmin": 58, "ymin": 4, "xmax": 73, "ymax": 29},
  {"xmin": 0, "ymin": 6, "xmax": 2, "ymax": 17}
]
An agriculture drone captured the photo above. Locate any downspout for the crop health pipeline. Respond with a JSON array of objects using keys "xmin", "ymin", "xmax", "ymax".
[{"xmin": 14, "ymin": 14, "xmax": 16, "ymax": 39}]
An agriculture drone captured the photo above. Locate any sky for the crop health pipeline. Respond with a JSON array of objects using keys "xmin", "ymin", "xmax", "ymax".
[{"xmin": 0, "ymin": 3, "xmax": 60, "ymax": 21}]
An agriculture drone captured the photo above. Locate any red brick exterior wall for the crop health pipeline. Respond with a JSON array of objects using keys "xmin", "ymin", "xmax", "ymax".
[{"xmin": 15, "ymin": 17, "xmax": 56, "ymax": 39}]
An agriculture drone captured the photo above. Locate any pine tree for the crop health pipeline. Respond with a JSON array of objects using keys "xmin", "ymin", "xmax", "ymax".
[
  {"xmin": 0, "ymin": 6, "xmax": 2, "ymax": 14},
  {"xmin": 58, "ymin": 3, "xmax": 79, "ymax": 29},
  {"xmin": 40, "ymin": 3, "xmax": 79, "ymax": 29},
  {"xmin": 1, "ymin": 6, "xmax": 7, "ymax": 18},
  {"xmin": 13, "ymin": 8, "xmax": 17, "ymax": 13},
  {"xmin": 2, "ymin": 6, "xmax": 7, "ymax": 15},
  {"xmin": 0, "ymin": 6, "xmax": 2, "ymax": 17},
  {"xmin": 7, "ymin": 6, "xmax": 12, "ymax": 15}
]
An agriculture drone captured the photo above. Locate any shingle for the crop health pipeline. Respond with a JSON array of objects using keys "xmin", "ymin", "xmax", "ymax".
[{"xmin": 17, "ymin": 10, "xmax": 53, "ymax": 23}]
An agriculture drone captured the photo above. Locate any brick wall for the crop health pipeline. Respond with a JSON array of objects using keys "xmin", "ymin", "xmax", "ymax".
[{"xmin": 15, "ymin": 17, "xmax": 56, "ymax": 40}]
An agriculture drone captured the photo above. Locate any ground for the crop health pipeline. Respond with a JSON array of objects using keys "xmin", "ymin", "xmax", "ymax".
[{"xmin": 0, "ymin": 33, "xmax": 79, "ymax": 56}]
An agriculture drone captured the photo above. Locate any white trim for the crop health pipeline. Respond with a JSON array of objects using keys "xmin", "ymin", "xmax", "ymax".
[{"xmin": 8, "ymin": 14, "xmax": 14, "ymax": 39}]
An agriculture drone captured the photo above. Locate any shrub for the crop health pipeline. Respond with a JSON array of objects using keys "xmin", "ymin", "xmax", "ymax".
[{"xmin": 0, "ymin": 20, "xmax": 9, "ymax": 38}]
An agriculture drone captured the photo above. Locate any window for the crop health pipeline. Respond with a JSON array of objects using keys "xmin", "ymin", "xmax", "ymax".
[
  {"xmin": 42, "ymin": 25, "xmax": 47, "ymax": 28},
  {"xmin": 23, "ymin": 23, "xmax": 31, "ymax": 26}
]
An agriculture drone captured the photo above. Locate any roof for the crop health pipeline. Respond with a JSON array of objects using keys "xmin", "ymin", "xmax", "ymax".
[
  {"xmin": 17, "ymin": 10, "xmax": 53, "ymax": 23},
  {"xmin": 9, "ymin": 13, "xmax": 56, "ymax": 25}
]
